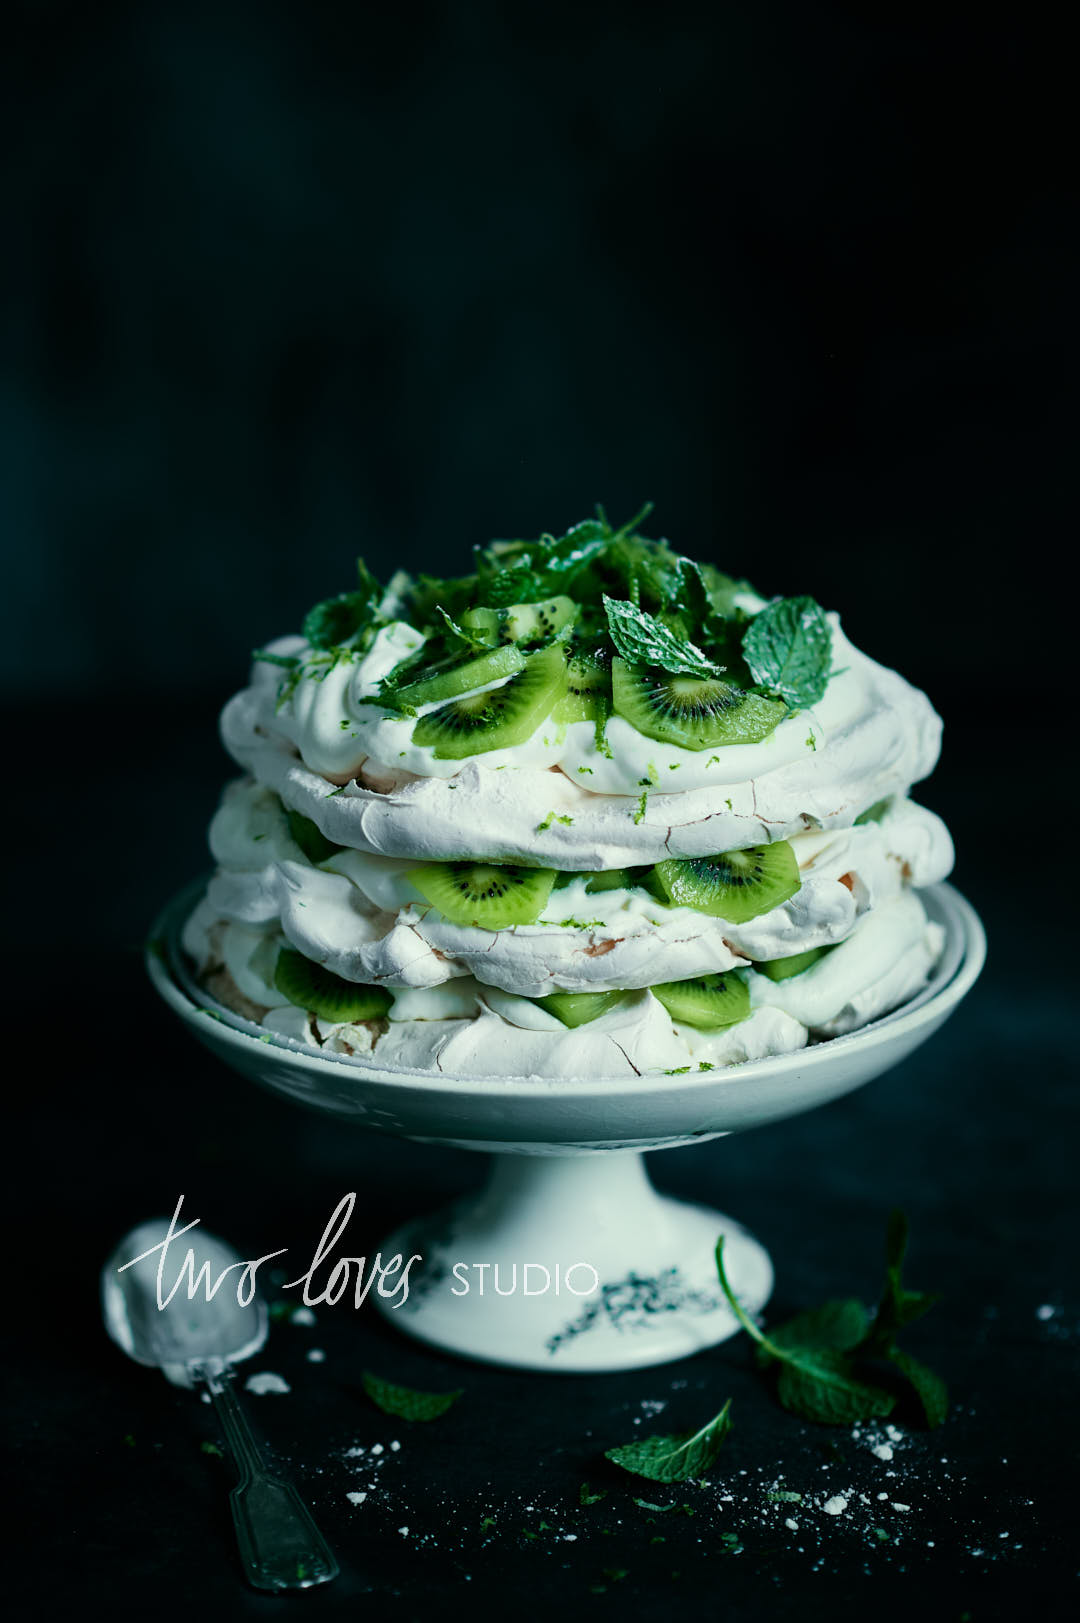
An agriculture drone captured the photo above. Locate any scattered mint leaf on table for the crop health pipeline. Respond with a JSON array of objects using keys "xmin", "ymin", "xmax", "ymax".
[
  {"xmin": 754, "ymin": 1298, "xmax": 870, "ymax": 1366},
  {"xmin": 717, "ymin": 1208, "xmax": 948, "ymax": 1427},
  {"xmin": 361, "ymin": 1371, "xmax": 462, "ymax": 1421},
  {"xmin": 605, "ymin": 1397, "xmax": 732, "ymax": 1482},
  {"xmin": 887, "ymin": 1346, "xmax": 949, "ymax": 1429},
  {"xmin": 716, "ymin": 1239, "xmax": 895, "ymax": 1425},
  {"xmin": 603, "ymin": 594, "xmax": 723, "ymax": 677},
  {"xmin": 742, "ymin": 595, "xmax": 832, "ymax": 708},
  {"xmin": 579, "ymin": 1482, "xmax": 608, "ymax": 1506},
  {"xmin": 863, "ymin": 1208, "xmax": 941, "ymax": 1351}
]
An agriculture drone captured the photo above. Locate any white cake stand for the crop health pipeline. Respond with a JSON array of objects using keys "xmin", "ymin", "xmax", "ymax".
[{"xmin": 147, "ymin": 882, "xmax": 984, "ymax": 1373}]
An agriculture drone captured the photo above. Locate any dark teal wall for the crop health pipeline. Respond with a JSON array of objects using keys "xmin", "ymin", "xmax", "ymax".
[{"xmin": 3, "ymin": 3, "xmax": 1071, "ymax": 711}]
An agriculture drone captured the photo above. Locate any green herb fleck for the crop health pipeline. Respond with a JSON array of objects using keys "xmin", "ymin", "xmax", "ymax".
[
  {"xmin": 633, "ymin": 788, "xmax": 648, "ymax": 825},
  {"xmin": 766, "ymin": 1489, "xmax": 802, "ymax": 1504},
  {"xmin": 577, "ymin": 765, "xmax": 593, "ymax": 774},
  {"xmin": 361, "ymin": 1371, "xmax": 462, "ymax": 1421},
  {"xmin": 580, "ymin": 1482, "xmax": 608, "ymax": 1506},
  {"xmin": 200, "ymin": 1440, "xmax": 223, "ymax": 1459},
  {"xmin": 480, "ymin": 1516, "xmax": 497, "ymax": 1531}
]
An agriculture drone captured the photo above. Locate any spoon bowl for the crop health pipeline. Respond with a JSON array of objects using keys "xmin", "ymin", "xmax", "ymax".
[{"xmin": 102, "ymin": 1218, "xmax": 267, "ymax": 1386}]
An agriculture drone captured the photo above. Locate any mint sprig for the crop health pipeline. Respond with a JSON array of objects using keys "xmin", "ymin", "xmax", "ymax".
[
  {"xmin": 742, "ymin": 595, "xmax": 832, "ymax": 709},
  {"xmin": 604, "ymin": 1397, "xmax": 732, "ymax": 1482},
  {"xmin": 716, "ymin": 1209, "xmax": 947, "ymax": 1427},
  {"xmin": 602, "ymin": 595, "xmax": 723, "ymax": 677},
  {"xmin": 361, "ymin": 1370, "xmax": 462, "ymax": 1422},
  {"xmin": 302, "ymin": 557, "xmax": 383, "ymax": 650}
]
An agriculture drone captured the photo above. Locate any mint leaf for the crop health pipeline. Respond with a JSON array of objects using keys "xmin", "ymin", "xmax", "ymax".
[
  {"xmin": 435, "ymin": 605, "xmax": 492, "ymax": 653},
  {"xmin": 479, "ymin": 560, "xmax": 542, "ymax": 607},
  {"xmin": 887, "ymin": 1347, "xmax": 948, "ymax": 1428},
  {"xmin": 755, "ymin": 1298, "xmax": 870, "ymax": 1367},
  {"xmin": 632, "ymin": 1499, "xmax": 695, "ymax": 1516},
  {"xmin": 361, "ymin": 1371, "xmax": 462, "ymax": 1421},
  {"xmin": 605, "ymin": 1398, "xmax": 732, "ymax": 1482},
  {"xmin": 579, "ymin": 1482, "xmax": 608, "ymax": 1506},
  {"xmin": 863, "ymin": 1208, "xmax": 940, "ymax": 1354},
  {"xmin": 742, "ymin": 595, "xmax": 832, "ymax": 708},
  {"xmin": 603, "ymin": 595, "xmax": 723, "ymax": 677},
  {"xmin": 715, "ymin": 1239, "xmax": 894, "ymax": 1425},
  {"xmin": 776, "ymin": 1349, "xmax": 895, "ymax": 1425},
  {"xmin": 302, "ymin": 558, "xmax": 383, "ymax": 649}
]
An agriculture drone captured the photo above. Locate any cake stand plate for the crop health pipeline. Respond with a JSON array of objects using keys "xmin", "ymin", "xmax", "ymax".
[{"xmin": 148, "ymin": 882, "xmax": 984, "ymax": 1372}]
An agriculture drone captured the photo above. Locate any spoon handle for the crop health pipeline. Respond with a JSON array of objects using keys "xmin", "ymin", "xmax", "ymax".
[{"xmin": 200, "ymin": 1366, "xmax": 339, "ymax": 1591}]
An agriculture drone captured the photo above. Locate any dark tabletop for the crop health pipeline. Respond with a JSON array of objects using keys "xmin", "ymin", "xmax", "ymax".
[
  {"xmin": 5, "ymin": 6, "xmax": 1076, "ymax": 1616},
  {"xmin": 7, "ymin": 705, "xmax": 1077, "ymax": 1622}
]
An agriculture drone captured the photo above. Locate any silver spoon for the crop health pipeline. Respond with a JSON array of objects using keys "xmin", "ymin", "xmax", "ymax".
[{"xmin": 102, "ymin": 1218, "xmax": 339, "ymax": 1592}]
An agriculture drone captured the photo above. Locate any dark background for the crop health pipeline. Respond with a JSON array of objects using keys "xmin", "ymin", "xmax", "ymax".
[{"xmin": 5, "ymin": 3, "xmax": 1076, "ymax": 1619}]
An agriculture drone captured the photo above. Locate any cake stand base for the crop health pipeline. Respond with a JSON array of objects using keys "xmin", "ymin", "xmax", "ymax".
[{"xmin": 375, "ymin": 1151, "xmax": 771, "ymax": 1372}]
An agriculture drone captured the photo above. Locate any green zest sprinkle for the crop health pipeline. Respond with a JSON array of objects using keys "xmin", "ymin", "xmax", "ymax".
[
  {"xmin": 536, "ymin": 811, "xmax": 575, "ymax": 832},
  {"xmin": 633, "ymin": 788, "xmax": 648, "ymax": 824}
]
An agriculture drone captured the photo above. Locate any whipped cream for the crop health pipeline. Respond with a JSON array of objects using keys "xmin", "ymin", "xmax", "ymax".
[
  {"xmin": 185, "ymin": 779, "xmax": 951, "ymax": 998},
  {"xmin": 222, "ymin": 617, "xmax": 941, "ymax": 867},
  {"xmin": 194, "ymin": 892, "xmax": 941, "ymax": 1079}
]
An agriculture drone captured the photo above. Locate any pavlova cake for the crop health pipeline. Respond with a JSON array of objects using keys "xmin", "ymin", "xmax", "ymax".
[{"xmin": 182, "ymin": 507, "xmax": 952, "ymax": 1079}]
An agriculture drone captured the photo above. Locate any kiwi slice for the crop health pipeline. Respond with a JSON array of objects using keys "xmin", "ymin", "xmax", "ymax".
[
  {"xmin": 286, "ymin": 809, "xmax": 341, "ymax": 865},
  {"xmin": 583, "ymin": 865, "xmax": 656, "ymax": 895},
  {"xmin": 460, "ymin": 595, "xmax": 577, "ymax": 646},
  {"xmin": 393, "ymin": 644, "xmax": 525, "ymax": 709},
  {"xmin": 534, "ymin": 989, "xmax": 628, "ymax": 1027},
  {"xmin": 611, "ymin": 658, "xmax": 786, "ymax": 750},
  {"xmin": 409, "ymin": 859, "xmax": 557, "ymax": 927},
  {"xmin": 274, "ymin": 948, "xmax": 392, "ymax": 1022},
  {"xmin": 552, "ymin": 648, "xmax": 612, "ymax": 724},
  {"xmin": 652, "ymin": 971, "xmax": 750, "ymax": 1029},
  {"xmin": 412, "ymin": 643, "xmax": 568, "ymax": 759},
  {"xmin": 854, "ymin": 797, "xmax": 892, "ymax": 826},
  {"xmin": 583, "ymin": 867, "xmax": 634, "ymax": 894},
  {"xmin": 652, "ymin": 842, "xmax": 801, "ymax": 923},
  {"xmin": 756, "ymin": 945, "xmax": 831, "ymax": 982}
]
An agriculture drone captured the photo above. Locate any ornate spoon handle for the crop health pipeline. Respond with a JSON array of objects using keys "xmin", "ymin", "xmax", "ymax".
[{"xmin": 199, "ymin": 1365, "xmax": 339, "ymax": 1592}]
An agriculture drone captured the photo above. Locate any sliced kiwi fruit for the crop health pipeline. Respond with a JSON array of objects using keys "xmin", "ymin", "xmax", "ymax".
[
  {"xmin": 552, "ymin": 648, "xmax": 612, "ymax": 724},
  {"xmin": 392, "ymin": 643, "xmax": 525, "ymax": 709},
  {"xmin": 611, "ymin": 658, "xmax": 786, "ymax": 750},
  {"xmin": 412, "ymin": 643, "xmax": 568, "ymax": 759},
  {"xmin": 533, "ymin": 989, "xmax": 628, "ymax": 1027},
  {"xmin": 652, "ymin": 971, "xmax": 750, "ymax": 1029},
  {"xmin": 755, "ymin": 944, "xmax": 831, "ymax": 982},
  {"xmin": 286, "ymin": 809, "xmax": 341, "ymax": 865},
  {"xmin": 583, "ymin": 865, "xmax": 657, "ymax": 896},
  {"xmin": 583, "ymin": 867, "xmax": 634, "ymax": 894},
  {"xmin": 273, "ymin": 948, "xmax": 392, "ymax": 1022},
  {"xmin": 409, "ymin": 859, "xmax": 557, "ymax": 927},
  {"xmin": 460, "ymin": 595, "xmax": 577, "ymax": 646},
  {"xmin": 854, "ymin": 797, "xmax": 892, "ymax": 826},
  {"xmin": 652, "ymin": 842, "xmax": 801, "ymax": 923}
]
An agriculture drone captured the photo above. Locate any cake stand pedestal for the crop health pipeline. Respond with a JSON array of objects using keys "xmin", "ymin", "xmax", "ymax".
[{"xmin": 378, "ymin": 1150, "xmax": 771, "ymax": 1371}]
